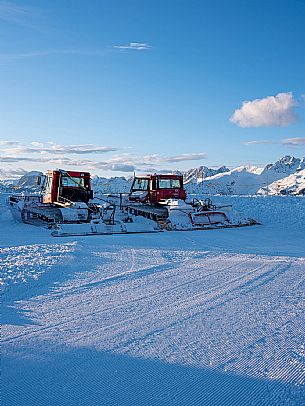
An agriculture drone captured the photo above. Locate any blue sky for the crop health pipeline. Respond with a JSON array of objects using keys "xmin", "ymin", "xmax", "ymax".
[{"xmin": 0, "ymin": 0, "xmax": 304, "ymax": 177}]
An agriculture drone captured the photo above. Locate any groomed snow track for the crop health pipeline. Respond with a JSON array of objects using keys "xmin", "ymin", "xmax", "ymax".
[{"xmin": 2, "ymin": 229, "xmax": 305, "ymax": 406}]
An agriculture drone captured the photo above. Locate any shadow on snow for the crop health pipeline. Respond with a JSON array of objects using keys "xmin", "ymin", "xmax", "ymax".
[{"xmin": 2, "ymin": 348, "xmax": 304, "ymax": 406}]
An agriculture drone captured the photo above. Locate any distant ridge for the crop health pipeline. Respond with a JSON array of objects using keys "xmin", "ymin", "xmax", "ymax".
[{"xmin": 1, "ymin": 155, "xmax": 304, "ymax": 196}]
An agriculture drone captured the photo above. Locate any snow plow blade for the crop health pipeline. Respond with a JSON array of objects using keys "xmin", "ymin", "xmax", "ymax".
[
  {"xmin": 190, "ymin": 211, "xmax": 230, "ymax": 226},
  {"xmin": 176, "ymin": 220, "xmax": 259, "ymax": 231},
  {"xmin": 51, "ymin": 221, "xmax": 161, "ymax": 237}
]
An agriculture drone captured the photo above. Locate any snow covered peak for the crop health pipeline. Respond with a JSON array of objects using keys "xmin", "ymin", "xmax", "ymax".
[
  {"xmin": 263, "ymin": 155, "xmax": 301, "ymax": 174},
  {"xmin": 16, "ymin": 171, "xmax": 43, "ymax": 188},
  {"xmin": 297, "ymin": 157, "xmax": 305, "ymax": 171},
  {"xmin": 91, "ymin": 176, "xmax": 131, "ymax": 194},
  {"xmin": 258, "ymin": 169, "xmax": 305, "ymax": 195},
  {"xmin": 183, "ymin": 165, "xmax": 230, "ymax": 183},
  {"xmin": 0, "ymin": 168, "xmax": 27, "ymax": 182},
  {"xmin": 231, "ymin": 165, "xmax": 264, "ymax": 175},
  {"xmin": 184, "ymin": 156, "xmax": 305, "ymax": 195}
]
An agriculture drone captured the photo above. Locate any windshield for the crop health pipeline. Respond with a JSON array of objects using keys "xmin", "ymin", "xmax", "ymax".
[
  {"xmin": 158, "ymin": 179, "xmax": 181, "ymax": 189},
  {"xmin": 61, "ymin": 176, "xmax": 85, "ymax": 187},
  {"xmin": 132, "ymin": 178, "xmax": 149, "ymax": 191}
]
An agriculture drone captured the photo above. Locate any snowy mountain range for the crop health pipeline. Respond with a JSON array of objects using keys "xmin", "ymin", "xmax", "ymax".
[
  {"xmin": 182, "ymin": 165, "xmax": 230, "ymax": 183},
  {"xmin": 258, "ymin": 169, "xmax": 305, "ymax": 196},
  {"xmin": 91, "ymin": 176, "xmax": 131, "ymax": 194},
  {"xmin": 185, "ymin": 156, "xmax": 305, "ymax": 195},
  {"xmin": 1, "ymin": 155, "xmax": 304, "ymax": 196}
]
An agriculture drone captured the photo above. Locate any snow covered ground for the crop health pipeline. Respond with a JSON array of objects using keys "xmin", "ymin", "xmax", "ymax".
[{"xmin": 1, "ymin": 194, "xmax": 305, "ymax": 405}]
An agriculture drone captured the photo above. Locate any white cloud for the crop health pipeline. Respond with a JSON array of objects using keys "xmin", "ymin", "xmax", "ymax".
[
  {"xmin": 164, "ymin": 153, "xmax": 207, "ymax": 163},
  {"xmin": 0, "ymin": 140, "xmax": 207, "ymax": 174},
  {"xmin": 0, "ymin": 155, "xmax": 135, "ymax": 173},
  {"xmin": 0, "ymin": 140, "xmax": 21, "ymax": 146},
  {"xmin": 141, "ymin": 152, "xmax": 207, "ymax": 164},
  {"xmin": 0, "ymin": 41, "xmax": 152, "ymax": 62},
  {"xmin": 0, "ymin": 156, "xmax": 40, "ymax": 162},
  {"xmin": 113, "ymin": 42, "xmax": 152, "ymax": 50},
  {"xmin": 95, "ymin": 152, "xmax": 207, "ymax": 170},
  {"xmin": 101, "ymin": 163, "xmax": 135, "ymax": 172},
  {"xmin": 0, "ymin": 141, "xmax": 132, "ymax": 172},
  {"xmin": 0, "ymin": 49, "xmax": 110, "ymax": 62},
  {"xmin": 242, "ymin": 140, "xmax": 275, "ymax": 145},
  {"xmin": 0, "ymin": 141, "xmax": 118, "ymax": 155},
  {"xmin": 282, "ymin": 137, "xmax": 305, "ymax": 146},
  {"xmin": 44, "ymin": 143, "xmax": 118, "ymax": 154},
  {"xmin": 230, "ymin": 92, "xmax": 297, "ymax": 127}
]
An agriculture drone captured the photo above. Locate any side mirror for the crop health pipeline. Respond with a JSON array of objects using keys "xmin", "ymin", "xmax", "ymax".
[{"xmin": 36, "ymin": 176, "xmax": 42, "ymax": 186}]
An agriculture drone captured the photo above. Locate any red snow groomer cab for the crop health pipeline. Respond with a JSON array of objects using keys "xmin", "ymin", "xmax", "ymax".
[
  {"xmin": 129, "ymin": 174, "xmax": 186, "ymax": 204},
  {"xmin": 41, "ymin": 169, "xmax": 93, "ymax": 205}
]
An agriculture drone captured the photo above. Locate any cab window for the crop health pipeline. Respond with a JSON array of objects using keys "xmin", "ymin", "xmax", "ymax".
[
  {"xmin": 132, "ymin": 178, "xmax": 149, "ymax": 190},
  {"xmin": 61, "ymin": 176, "xmax": 85, "ymax": 187},
  {"xmin": 158, "ymin": 179, "xmax": 180, "ymax": 189}
]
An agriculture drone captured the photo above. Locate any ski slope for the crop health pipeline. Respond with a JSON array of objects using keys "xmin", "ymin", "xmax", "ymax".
[{"xmin": 1, "ymin": 196, "xmax": 305, "ymax": 405}]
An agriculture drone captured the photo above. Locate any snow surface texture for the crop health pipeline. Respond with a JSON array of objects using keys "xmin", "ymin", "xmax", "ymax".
[{"xmin": 1, "ymin": 194, "xmax": 305, "ymax": 405}]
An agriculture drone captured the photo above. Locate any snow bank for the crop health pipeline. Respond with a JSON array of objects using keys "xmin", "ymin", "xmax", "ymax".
[{"xmin": 192, "ymin": 194, "xmax": 305, "ymax": 230}]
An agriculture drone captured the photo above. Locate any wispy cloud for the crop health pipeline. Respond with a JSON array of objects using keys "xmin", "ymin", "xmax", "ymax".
[
  {"xmin": 114, "ymin": 152, "xmax": 207, "ymax": 171},
  {"xmin": 242, "ymin": 137, "xmax": 305, "ymax": 147},
  {"xmin": 0, "ymin": 1, "xmax": 30, "ymax": 22},
  {"xmin": 230, "ymin": 92, "xmax": 298, "ymax": 128},
  {"xmin": 113, "ymin": 42, "xmax": 152, "ymax": 50},
  {"xmin": 141, "ymin": 152, "xmax": 207, "ymax": 164},
  {"xmin": 0, "ymin": 140, "xmax": 207, "ymax": 173},
  {"xmin": 94, "ymin": 162, "xmax": 136, "ymax": 172},
  {"xmin": 163, "ymin": 153, "xmax": 207, "ymax": 163},
  {"xmin": 0, "ymin": 43, "xmax": 152, "ymax": 62},
  {"xmin": 75, "ymin": 151, "xmax": 207, "ymax": 168},
  {"xmin": 0, "ymin": 141, "xmax": 118, "ymax": 155},
  {"xmin": 0, "ymin": 140, "xmax": 21, "ymax": 146},
  {"xmin": 0, "ymin": 155, "xmax": 136, "ymax": 172},
  {"xmin": 0, "ymin": 156, "xmax": 39, "ymax": 163},
  {"xmin": 242, "ymin": 140, "xmax": 275, "ymax": 145},
  {"xmin": 0, "ymin": 49, "xmax": 110, "ymax": 62},
  {"xmin": 42, "ymin": 143, "xmax": 118, "ymax": 155},
  {"xmin": 282, "ymin": 137, "xmax": 305, "ymax": 146},
  {"xmin": 0, "ymin": 0, "xmax": 41, "ymax": 31}
]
